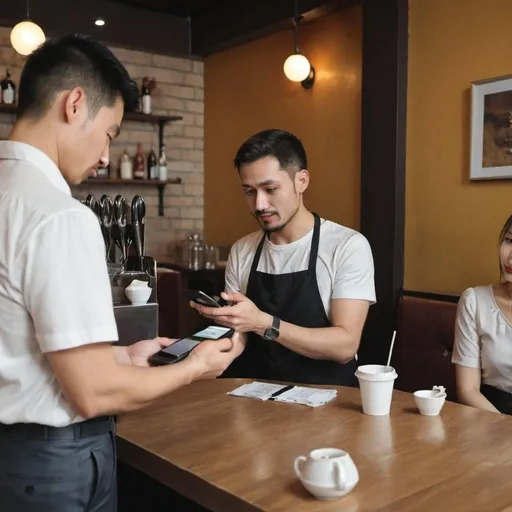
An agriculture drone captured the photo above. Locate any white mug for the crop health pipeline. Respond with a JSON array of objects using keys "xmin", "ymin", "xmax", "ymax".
[{"xmin": 294, "ymin": 448, "xmax": 359, "ymax": 499}]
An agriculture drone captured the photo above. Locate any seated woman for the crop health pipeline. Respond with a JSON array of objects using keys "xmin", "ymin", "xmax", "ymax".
[{"xmin": 452, "ymin": 215, "xmax": 512, "ymax": 414}]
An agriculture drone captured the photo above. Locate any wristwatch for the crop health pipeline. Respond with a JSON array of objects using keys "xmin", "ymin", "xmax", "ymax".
[{"xmin": 263, "ymin": 316, "xmax": 280, "ymax": 341}]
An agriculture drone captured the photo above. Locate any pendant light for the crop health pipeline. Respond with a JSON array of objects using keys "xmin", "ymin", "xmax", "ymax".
[
  {"xmin": 283, "ymin": 0, "xmax": 315, "ymax": 90},
  {"xmin": 10, "ymin": 0, "xmax": 45, "ymax": 56}
]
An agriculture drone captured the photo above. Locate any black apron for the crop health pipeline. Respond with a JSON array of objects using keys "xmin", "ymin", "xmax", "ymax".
[{"xmin": 223, "ymin": 213, "xmax": 358, "ymax": 386}]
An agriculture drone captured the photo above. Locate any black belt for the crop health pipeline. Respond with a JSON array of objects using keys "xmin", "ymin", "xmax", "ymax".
[
  {"xmin": 481, "ymin": 384, "xmax": 512, "ymax": 415},
  {"xmin": 0, "ymin": 415, "xmax": 115, "ymax": 440}
]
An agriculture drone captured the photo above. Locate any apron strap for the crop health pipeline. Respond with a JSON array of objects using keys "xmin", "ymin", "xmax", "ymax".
[
  {"xmin": 249, "ymin": 232, "xmax": 266, "ymax": 275},
  {"xmin": 308, "ymin": 213, "xmax": 321, "ymax": 274}
]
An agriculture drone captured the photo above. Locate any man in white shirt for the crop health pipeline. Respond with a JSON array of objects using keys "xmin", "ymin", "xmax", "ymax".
[
  {"xmin": 0, "ymin": 34, "xmax": 242, "ymax": 512},
  {"xmin": 191, "ymin": 129, "xmax": 376, "ymax": 386}
]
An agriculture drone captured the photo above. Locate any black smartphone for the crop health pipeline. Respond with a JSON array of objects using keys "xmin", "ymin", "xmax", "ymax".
[
  {"xmin": 185, "ymin": 289, "xmax": 222, "ymax": 308},
  {"xmin": 148, "ymin": 325, "xmax": 235, "ymax": 366}
]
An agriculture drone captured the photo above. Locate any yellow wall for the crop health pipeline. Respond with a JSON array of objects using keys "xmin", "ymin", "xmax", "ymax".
[
  {"xmin": 203, "ymin": 6, "xmax": 362, "ymax": 245},
  {"xmin": 406, "ymin": 0, "xmax": 512, "ymax": 294}
]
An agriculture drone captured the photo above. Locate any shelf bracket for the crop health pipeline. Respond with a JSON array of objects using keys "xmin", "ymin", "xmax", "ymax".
[
  {"xmin": 157, "ymin": 183, "xmax": 165, "ymax": 216},
  {"xmin": 158, "ymin": 120, "xmax": 165, "ymax": 150}
]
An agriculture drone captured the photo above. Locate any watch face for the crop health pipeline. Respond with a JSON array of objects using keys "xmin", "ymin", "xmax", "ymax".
[{"xmin": 265, "ymin": 327, "xmax": 278, "ymax": 340}]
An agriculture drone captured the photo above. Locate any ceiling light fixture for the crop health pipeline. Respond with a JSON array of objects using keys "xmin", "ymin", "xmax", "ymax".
[
  {"xmin": 95, "ymin": 18, "xmax": 106, "ymax": 27},
  {"xmin": 10, "ymin": 0, "xmax": 45, "ymax": 56},
  {"xmin": 283, "ymin": 0, "xmax": 315, "ymax": 90}
]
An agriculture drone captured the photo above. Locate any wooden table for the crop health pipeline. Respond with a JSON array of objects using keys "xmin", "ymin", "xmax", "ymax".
[{"xmin": 116, "ymin": 379, "xmax": 512, "ymax": 511}]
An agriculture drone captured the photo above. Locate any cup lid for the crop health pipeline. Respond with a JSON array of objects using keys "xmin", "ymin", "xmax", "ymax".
[{"xmin": 355, "ymin": 364, "xmax": 397, "ymax": 381}]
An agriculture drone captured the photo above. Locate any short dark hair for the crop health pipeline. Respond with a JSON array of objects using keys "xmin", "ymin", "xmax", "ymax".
[
  {"xmin": 233, "ymin": 129, "xmax": 308, "ymax": 175},
  {"xmin": 18, "ymin": 33, "xmax": 140, "ymax": 119}
]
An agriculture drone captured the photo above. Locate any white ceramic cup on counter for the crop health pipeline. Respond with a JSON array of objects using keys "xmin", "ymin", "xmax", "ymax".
[
  {"xmin": 124, "ymin": 279, "xmax": 152, "ymax": 305},
  {"xmin": 294, "ymin": 448, "xmax": 359, "ymax": 500},
  {"xmin": 355, "ymin": 364, "xmax": 398, "ymax": 416}
]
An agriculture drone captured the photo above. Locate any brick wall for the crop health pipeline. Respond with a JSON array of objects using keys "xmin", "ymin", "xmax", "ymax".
[{"xmin": 0, "ymin": 27, "xmax": 204, "ymax": 260}]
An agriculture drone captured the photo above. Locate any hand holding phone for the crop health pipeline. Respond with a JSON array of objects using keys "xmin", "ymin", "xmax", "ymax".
[
  {"xmin": 188, "ymin": 332, "xmax": 244, "ymax": 380},
  {"xmin": 148, "ymin": 325, "xmax": 235, "ymax": 366},
  {"xmin": 185, "ymin": 289, "xmax": 222, "ymax": 308}
]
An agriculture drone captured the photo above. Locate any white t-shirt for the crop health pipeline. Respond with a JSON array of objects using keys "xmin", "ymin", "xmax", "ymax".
[
  {"xmin": 452, "ymin": 286, "xmax": 512, "ymax": 394},
  {"xmin": 0, "ymin": 141, "xmax": 118, "ymax": 427},
  {"xmin": 224, "ymin": 218, "xmax": 376, "ymax": 320}
]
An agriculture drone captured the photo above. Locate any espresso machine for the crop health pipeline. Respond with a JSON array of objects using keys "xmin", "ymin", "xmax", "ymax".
[{"xmin": 83, "ymin": 193, "xmax": 158, "ymax": 346}]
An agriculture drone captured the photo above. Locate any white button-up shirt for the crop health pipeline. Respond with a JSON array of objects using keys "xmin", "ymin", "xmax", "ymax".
[{"xmin": 0, "ymin": 141, "xmax": 118, "ymax": 427}]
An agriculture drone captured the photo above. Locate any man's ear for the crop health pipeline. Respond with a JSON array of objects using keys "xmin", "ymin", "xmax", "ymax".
[
  {"xmin": 63, "ymin": 87, "xmax": 87, "ymax": 124},
  {"xmin": 295, "ymin": 169, "xmax": 310, "ymax": 194}
]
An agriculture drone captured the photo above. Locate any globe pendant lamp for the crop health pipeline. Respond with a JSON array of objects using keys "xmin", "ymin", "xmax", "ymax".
[
  {"xmin": 283, "ymin": 3, "xmax": 315, "ymax": 90},
  {"xmin": 10, "ymin": 0, "xmax": 45, "ymax": 56}
]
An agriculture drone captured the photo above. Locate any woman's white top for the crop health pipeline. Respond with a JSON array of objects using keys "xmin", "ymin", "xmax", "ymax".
[{"xmin": 452, "ymin": 285, "xmax": 512, "ymax": 393}]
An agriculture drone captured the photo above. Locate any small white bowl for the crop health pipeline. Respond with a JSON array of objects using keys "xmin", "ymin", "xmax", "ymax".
[
  {"xmin": 125, "ymin": 286, "xmax": 152, "ymax": 305},
  {"xmin": 413, "ymin": 390, "xmax": 446, "ymax": 416}
]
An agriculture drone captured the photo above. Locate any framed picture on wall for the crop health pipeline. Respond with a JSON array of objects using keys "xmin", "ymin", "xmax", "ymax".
[{"xmin": 470, "ymin": 74, "xmax": 512, "ymax": 180}]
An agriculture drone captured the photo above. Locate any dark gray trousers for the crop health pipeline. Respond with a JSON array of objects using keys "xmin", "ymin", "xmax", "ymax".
[{"xmin": 0, "ymin": 417, "xmax": 117, "ymax": 512}]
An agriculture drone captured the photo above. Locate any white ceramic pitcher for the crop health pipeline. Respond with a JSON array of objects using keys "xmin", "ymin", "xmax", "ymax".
[{"xmin": 294, "ymin": 448, "xmax": 359, "ymax": 500}]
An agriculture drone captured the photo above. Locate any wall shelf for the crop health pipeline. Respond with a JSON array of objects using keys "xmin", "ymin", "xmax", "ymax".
[
  {"xmin": 82, "ymin": 178, "xmax": 182, "ymax": 216},
  {"xmin": 0, "ymin": 104, "xmax": 16, "ymax": 115},
  {"xmin": 0, "ymin": 104, "xmax": 183, "ymax": 122},
  {"xmin": 87, "ymin": 178, "xmax": 181, "ymax": 185},
  {"xmin": 123, "ymin": 112, "xmax": 183, "ymax": 124}
]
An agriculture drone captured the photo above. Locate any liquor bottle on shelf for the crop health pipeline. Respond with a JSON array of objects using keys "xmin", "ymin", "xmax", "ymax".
[
  {"xmin": 133, "ymin": 143, "xmax": 146, "ymax": 179},
  {"xmin": 141, "ymin": 77, "xmax": 151, "ymax": 115},
  {"xmin": 158, "ymin": 145, "xmax": 168, "ymax": 181},
  {"xmin": 119, "ymin": 150, "xmax": 133, "ymax": 179},
  {"xmin": 140, "ymin": 77, "xmax": 156, "ymax": 115},
  {"xmin": 1, "ymin": 69, "xmax": 16, "ymax": 105},
  {"xmin": 148, "ymin": 144, "xmax": 159, "ymax": 180}
]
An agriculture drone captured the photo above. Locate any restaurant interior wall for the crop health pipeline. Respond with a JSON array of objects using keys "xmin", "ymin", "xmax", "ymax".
[
  {"xmin": 203, "ymin": 5, "xmax": 363, "ymax": 246},
  {"xmin": 405, "ymin": 0, "xmax": 512, "ymax": 295}
]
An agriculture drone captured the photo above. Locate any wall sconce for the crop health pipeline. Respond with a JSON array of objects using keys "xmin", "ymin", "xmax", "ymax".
[
  {"xmin": 10, "ymin": 0, "xmax": 45, "ymax": 56},
  {"xmin": 283, "ymin": 6, "xmax": 315, "ymax": 90}
]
